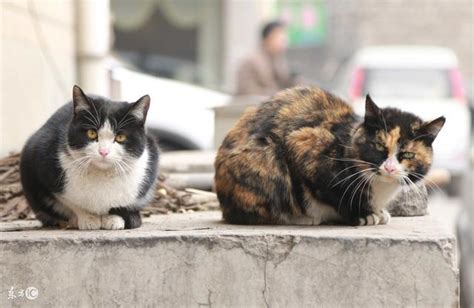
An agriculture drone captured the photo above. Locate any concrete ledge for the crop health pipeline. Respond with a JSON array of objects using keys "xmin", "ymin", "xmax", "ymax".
[{"xmin": 1, "ymin": 212, "xmax": 458, "ymax": 307}]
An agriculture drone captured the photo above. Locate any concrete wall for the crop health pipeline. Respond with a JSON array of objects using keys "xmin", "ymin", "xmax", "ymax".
[
  {"xmin": 0, "ymin": 212, "xmax": 459, "ymax": 307},
  {"xmin": 0, "ymin": 0, "xmax": 76, "ymax": 157}
]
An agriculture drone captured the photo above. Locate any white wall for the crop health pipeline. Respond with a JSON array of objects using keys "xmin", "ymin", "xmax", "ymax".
[
  {"xmin": 221, "ymin": 0, "xmax": 271, "ymax": 93},
  {"xmin": 0, "ymin": 0, "xmax": 76, "ymax": 157}
]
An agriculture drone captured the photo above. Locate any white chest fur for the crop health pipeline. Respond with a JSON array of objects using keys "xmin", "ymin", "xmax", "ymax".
[
  {"xmin": 57, "ymin": 149, "xmax": 149, "ymax": 215},
  {"xmin": 370, "ymin": 178, "xmax": 401, "ymax": 211}
]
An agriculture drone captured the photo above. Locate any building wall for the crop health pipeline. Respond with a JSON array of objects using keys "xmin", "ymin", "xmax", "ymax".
[
  {"xmin": 358, "ymin": 0, "xmax": 473, "ymax": 82},
  {"xmin": 0, "ymin": 0, "xmax": 76, "ymax": 157},
  {"xmin": 288, "ymin": 0, "xmax": 473, "ymax": 89},
  {"xmin": 221, "ymin": 0, "xmax": 264, "ymax": 93}
]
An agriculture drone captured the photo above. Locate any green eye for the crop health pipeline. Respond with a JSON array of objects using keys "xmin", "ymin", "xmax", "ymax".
[
  {"xmin": 401, "ymin": 152, "xmax": 415, "ymax": 159},
  {"xmin": 375, "ymin": 143, "xmax": 385, "ymax": 151}
]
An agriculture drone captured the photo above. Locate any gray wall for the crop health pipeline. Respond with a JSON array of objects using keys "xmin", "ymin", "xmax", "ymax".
[{"xmin": 289, "ymin": 0, "xmax": 473, "ymax": 89}]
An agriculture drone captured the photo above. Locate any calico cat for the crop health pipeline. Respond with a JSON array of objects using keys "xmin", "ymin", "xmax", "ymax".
[
  {"xmin": 215, "ymin": 87, "xmax": 445, "ymax": 226},
  {"xmin": 20, "ymin": 85, "xmax": 159, "ymax": 230}
]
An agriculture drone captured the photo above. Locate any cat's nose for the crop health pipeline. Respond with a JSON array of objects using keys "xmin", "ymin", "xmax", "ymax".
[
  {"xmin": 384, "ymin": 160, "xmax": 397, "ymax": 173},
  {"xmin": 99, "ymin": 148, "xmax": 110, "ymax": 157}
]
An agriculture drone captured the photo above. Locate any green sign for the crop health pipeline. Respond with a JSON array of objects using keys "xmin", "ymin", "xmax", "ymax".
[{"xmin": 275, "ymin": 0, "xmax": 327, "ymax": 47}]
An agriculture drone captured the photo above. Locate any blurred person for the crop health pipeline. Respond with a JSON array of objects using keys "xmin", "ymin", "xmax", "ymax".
[{"xmin": 236, "ymin": 21, "xmax": 299, "ymax": 96}]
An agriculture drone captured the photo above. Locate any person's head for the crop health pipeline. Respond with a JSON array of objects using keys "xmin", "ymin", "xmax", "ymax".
[{"xmin": 261, "ymin": 21, "xmax": 287, "ymax": 55}]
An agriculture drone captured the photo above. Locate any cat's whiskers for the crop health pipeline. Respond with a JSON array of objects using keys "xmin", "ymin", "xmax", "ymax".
[
  {"xmin": 346, "ymin": 171, "xmax": 371, "ymax": 212},
  {"xmin": 62, "ymin": 155, "xmax": 91, "ymax": 171},
  {"xmin": 107, "ymin": 156, "xmax": 136, "ymax": 177},
  {"xmin": 110, "ymin": 117, "xmax": 119, "ymax": 131},
  {"xmin": 331, "ymin": 167, "xmax": 373, "ymax": 188},
  {"xmin": 116, "ymin": 160, "xmax": 133, "ymax": 176},
  {"xmin": 349, "ymin": 170, "xmax": 374, "ymax": 213},
  {"xmin": 82, "ymin": 108, "xmax": 100, "ymax": 128},
  {"xmin": 118, "ymin": 157, "xmax": 135, "ymax": 172},
  {"xmin": 87, "ymin": 99, "xmax": 102, "ymax": 127},
  {"xmin": 112, "ymin": 161, "xmax": 120, "ymax": 176},
  {"xmin": 399, "ymin": 177, "xmax": 412, "ymax": 207},
  {"xmin": 358, "ymin": 172, "xmax": 376, "ymax": 214},
  {"xmin": 337, "ymin": 169, "xmax": 373, "ymax": 213},
  {"xmin": 402, "ymin": 177, "xmax": 423, "ymax": 207},
  {"xmin": 323, "ymin": 156, "xmax": 379, "ymax": 167},
  {"xmin": 114, "ymin": 161, "xmax": 128, "ymax": 176},
  {"xmin": 329, "ymin": 164, "xmax": 369, "ymax": 186},
  {"xmin": 352, "ymin": 172, "xmax": 374, "ymax": 216},
  {"xmin": 402, "ymin": 175, "xmax": 425, "ymax": 205},
  {"xmin": 116, "ymin": 114, "xmax": 138, "ymax": 131},
  {"xmin": 400, "ymin": 177, "xmax": 411, "ymax": 203},
  {"xmin": 83, "ymin": 114, "xmax": 99, "ymax": 128},
  {"xmin": 365, "ymin": 173, "xmax": 378, "ymax": 214},
  {"xmin": 409, "ymin": 172, "xmax": 444, "ymax": 194},
  {"xmin": 74, "ymin": 156, "xmax": 95, "ymax": 177},
  {"xmin": 117, "ymin": 118, "xmax": 137, "ymax": 131},
  {"xmin": 58, "ymin": 155, "xmax": 90, "ymax": 181}
]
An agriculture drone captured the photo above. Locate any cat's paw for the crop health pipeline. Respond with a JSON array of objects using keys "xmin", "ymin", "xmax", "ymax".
[
  {"xmin": 379, "ymin": 209, "xmax": 391, "ymax": 225},
  {"xmin": 358, "ymin": 210, "xmax": 391, "ymax": 226},
  {"xmin": 101, "ymin": 215, "xmax": 125, "ymax": 230},
  {"xmin": 358, "ymin": 214, "xmax": 380, "ymax": 226},
  {"xmin": 77, "ymin": 214, "xmax": 102, "ymax": 230}
]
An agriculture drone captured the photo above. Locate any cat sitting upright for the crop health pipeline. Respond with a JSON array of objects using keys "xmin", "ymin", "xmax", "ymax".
[
  {"xmin": 215, "ymin": 87, "xmax": 445, "ymax": 226},
  {"xmin": 20, "ymin": 85, "xmax": 159, "ymax": 230}
]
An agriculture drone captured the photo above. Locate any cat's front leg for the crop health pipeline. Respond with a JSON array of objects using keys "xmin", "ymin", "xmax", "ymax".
[
  {"xmin": 358, "ymin": 209, "xmax": 391, "ymax": 226},
  {"xmin": 68, "ymin": 206, "xmax": 101, "ymax": 230},
  {"xmin": 109, "ymin": 207, "xmax": 142, "ymax": 229},
  {"xmin": 76, "ymin": 213, "xmax": 102, "ymax": 230},
  {"xmin": 101, "ymin": 215, "xmax": 125, "ymax": 230},
  {"xmin": 378, "ymin": 209, "xmax": 391, "ymax": 224}
]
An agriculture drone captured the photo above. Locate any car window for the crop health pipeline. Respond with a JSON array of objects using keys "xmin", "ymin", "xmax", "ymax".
[{"xmin": 363, "ymin": 69, "xmax": 452, "ymax": 99}]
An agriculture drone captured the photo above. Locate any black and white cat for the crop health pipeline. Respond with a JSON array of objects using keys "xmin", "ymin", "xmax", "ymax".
[{"xmin": 20, "ymin": 85, "xmax": 159, "ymax": 230}]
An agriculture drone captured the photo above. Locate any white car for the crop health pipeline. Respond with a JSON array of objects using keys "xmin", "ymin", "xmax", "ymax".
[
  {"xmin": 339, "ymin": 45, "xmax": 471, "ymax": 194},
  {"xmin": 111, "ymin": 67, "xmax": 230, "ymax": 150}
]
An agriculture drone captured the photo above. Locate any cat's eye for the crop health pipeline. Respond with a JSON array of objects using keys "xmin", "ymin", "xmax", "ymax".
[
  {"xmin": 115, "ymin": 134, "xmax": 127, "ymax": 143},
  {"xmin": 401, "ymin": 152, "xmax": 415, "ymax": 159},
  {"xmin": 86, "ymin": 129, "xmax": 97, "ymax": 140},
  {"xmin": 375, "ymin": 142, "xmax": 385, "ymax": 151}
]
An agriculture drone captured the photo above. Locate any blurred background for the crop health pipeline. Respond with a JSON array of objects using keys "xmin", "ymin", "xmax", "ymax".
[{"xmin": 0, "ymin": 0, "xmax": 472, "ymax": 305}]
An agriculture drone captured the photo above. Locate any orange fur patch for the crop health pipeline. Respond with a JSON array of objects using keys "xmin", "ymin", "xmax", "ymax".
[
  {"xmin": 287, "ymin": 127, "xmax": 335, "ymax": 172},
  {"xmin": 376, "ymin": 126, "xmax": 401, "ymax": 155},
  {"xmin": 403, "ymin": 140, "xmax": 433, "ymax": 166}
]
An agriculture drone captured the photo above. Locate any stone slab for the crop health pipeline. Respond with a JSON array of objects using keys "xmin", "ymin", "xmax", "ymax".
[{"xmin": 0, "ymin": 212, "xmax": 458, "ymax": 307}]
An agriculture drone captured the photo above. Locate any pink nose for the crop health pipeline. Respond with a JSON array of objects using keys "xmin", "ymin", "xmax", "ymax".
[
  {"xmin": 99, "ymin": 148, "xmax": 109, "ymax": 157},
  {"xmin": 384, "ymin": 160, "xmax": 397, "ymax": 173}
]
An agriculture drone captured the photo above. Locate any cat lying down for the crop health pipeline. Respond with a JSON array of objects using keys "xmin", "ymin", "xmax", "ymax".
[
  {"xmin": 20, "ymin": 86, "xmax": 159, "ymax": 230},
  {"xmin": 215, "ymin": 87, "xmax": 445, "ymax": 226}
]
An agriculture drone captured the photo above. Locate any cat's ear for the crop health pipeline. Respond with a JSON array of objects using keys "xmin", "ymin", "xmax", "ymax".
[
  {"xmin": 130, "ymin": 95, "xmax": 150, "ymax": 123},
  {"xmin": 364, "ymin": 94, "xmax": 381, "ymax": 121},
  {"xmin": 72, "ymin": 85, "xmax": 92, "ymax": 114},
  {"xmin": 418, "ymin": 116, "xmax": 446, "ymax": 144},
  {"xmin": 364, "ymin": 94, "xmax": 383, "ymax": 129}
]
